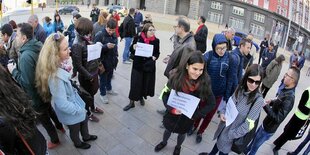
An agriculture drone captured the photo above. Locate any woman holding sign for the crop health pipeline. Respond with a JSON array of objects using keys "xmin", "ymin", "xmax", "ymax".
[
  {"xmin": 199, "ymin": 64, "xmax": 264, "ymax": 155},
  {"xmin": 123, "ymin": 23, "xmax": 160, "ymax": 111},
  {"xmin": 154, "ymin": 51, "xmax": 215, "ymax": 155},
  {"xmin": 71, "ymin": 17, "xmax": 104, "ymax": 122}
]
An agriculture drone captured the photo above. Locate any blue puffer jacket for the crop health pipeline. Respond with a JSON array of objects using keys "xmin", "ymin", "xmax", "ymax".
[{"xmin": 204, "ymin": 34, "xmax": 234, "ymax": 101}]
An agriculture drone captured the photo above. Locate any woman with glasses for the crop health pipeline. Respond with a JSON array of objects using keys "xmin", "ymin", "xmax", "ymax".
[
  {"xmin": 123, "ymin": 23, "xmax": 160, "ymax": 111},
  {"xmin": 199, "ymin": 64, "xmax": 265, "ymax": 155},
  {"xmin": 36, "ymin": 33, "xmax": 97, "ymax": 149}
]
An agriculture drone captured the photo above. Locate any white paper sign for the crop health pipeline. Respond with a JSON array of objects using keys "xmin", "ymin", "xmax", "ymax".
[
  {"xmin": 225, "ymin": 97, "xmax": 239, "ymax": 127},
  {"xmin": 167, "ymin": 89, "xmax": 200, "ymax": 119},
  {"xmin": 135, "ymin": 42, "xmax": 153, "ymax": 57},
  {"xmin": 87, "ymin": 43, "xmax": 102, "ymax": 62}
]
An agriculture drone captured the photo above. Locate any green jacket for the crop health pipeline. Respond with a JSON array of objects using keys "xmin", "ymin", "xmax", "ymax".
[
  {"xmin": 262, "ymin": 60, "xmax": 282, "ymax": 88},
  {"xmin": 12, "ymin": 38, "xmax": 44, "ymax": 111}
]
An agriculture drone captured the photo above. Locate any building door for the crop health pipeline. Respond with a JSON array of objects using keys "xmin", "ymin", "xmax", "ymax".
[
  {"xmin": 139, "ymin": 0, "xmax": 145, "ymax": 9},
  {"xmin": 176, "ymin": 0, "xmax": 190, "ymax": 16}
]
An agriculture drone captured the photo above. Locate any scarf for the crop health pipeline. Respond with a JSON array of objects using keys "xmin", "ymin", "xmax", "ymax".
[
  {"xmin": 196, "ymin": 24, "xmax": 204, "ymax": 34},
  {"xmin": 140, "ymin": 32, "xmax": 155, "ymax": 44},
  {"xmin": 182, "ymin": 76, "xmax": 199, "ymax": 94},
  {"xmin": 60, "ymin": 60, "xmax": 72, "ymax": 73}
]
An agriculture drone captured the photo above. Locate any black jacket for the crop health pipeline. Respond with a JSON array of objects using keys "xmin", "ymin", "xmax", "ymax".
[
  {"xmin": 263, "ymin": 87, "xmax": 295, "ymax": 133},
  {"xmin": 194, "ymin": 25, "xmax": 208, "ymax": 53},
  {"xmin": 71, "ymin": 36, "xmax": 100, "ymax": 80},
  {"xmin": 122, "ymin": 15, "xmax": 136, "ymax": 38},
  {"xmin": 94, "ymin": 28, "xmax": 118, "ymax": 72}
]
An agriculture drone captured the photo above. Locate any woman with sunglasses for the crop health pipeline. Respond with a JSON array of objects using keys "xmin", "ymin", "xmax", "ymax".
[
  {"xmin": 123, "ymin": 23, "xmax": 160, "ymax": 111},
  {"xmin": 199, "ymin": 64, "xmax": 264, "ymax": 155},
  {"xmin": 36, "ymin": 33, "xmax": 97, "ymax": 149}
]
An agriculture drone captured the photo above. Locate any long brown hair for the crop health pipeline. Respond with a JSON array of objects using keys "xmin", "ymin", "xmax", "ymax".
[{"xmin": 168, "ymin": 50, "xmax": 212, "ymax": 101}]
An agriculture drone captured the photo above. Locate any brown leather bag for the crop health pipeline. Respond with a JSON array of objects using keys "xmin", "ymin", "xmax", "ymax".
[{"xmin": 98, "ymin": 63, "xmax": 105, "ymax": 74}]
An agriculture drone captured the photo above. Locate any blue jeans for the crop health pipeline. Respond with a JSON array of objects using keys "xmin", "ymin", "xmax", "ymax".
[
  {"xmin": 123, "ymin": 37, "xmax": 133, "ymax": 62},
  {"xmin": 99, "ymin": 70, "xmax": 113, "ymax": 96},
  {"xmin": 209, "ymin": 143, "xmax": 228, "ymax": 155},
  {"xmin": 247, "ymin": 125, "xmax": 274, "ymax": 155},
  {"xmin": 292, "ymin": 131, "xmax": 310, "ymax": 155}
]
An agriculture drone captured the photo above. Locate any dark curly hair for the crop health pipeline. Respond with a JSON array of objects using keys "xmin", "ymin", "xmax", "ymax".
[{"xmin": 0, "ymin": 65, "xmax": 37, "ymax": 139}]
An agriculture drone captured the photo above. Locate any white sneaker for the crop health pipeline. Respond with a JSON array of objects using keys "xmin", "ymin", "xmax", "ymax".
[
  {"xmin": 107, "ymin": 90, "xmax": 118, "ymax": 96},
  {"xmin": 123, "ymin": 61, "xmax": 131, "ymax": 64},
  {"xmin": 100, "ymin": 95, "xmax": 109, "ymax": 104}
]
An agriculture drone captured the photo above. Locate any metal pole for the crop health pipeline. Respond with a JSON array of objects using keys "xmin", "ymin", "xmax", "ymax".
[
  {"xmin": 126, "ymin": 0, "xmax": 129, "ymax": 9},
  {"xmin": 56, "ymin": 0, "xmax": 59, "ymax": 11},
  {"xmin": 164, "ymin": 0, "xmax": 167, "ymax": 14},
  {"xmin": 31, "ymin": 1, "xmax": 34, "ymax": 15}
]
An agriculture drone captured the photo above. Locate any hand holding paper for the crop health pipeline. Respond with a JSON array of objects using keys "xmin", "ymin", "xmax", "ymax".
[{"xmin": 224, "ymin": 97, "xmax": 239, "ymax": 127}]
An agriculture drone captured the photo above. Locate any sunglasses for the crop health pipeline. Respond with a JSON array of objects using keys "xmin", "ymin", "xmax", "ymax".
[{"xmin": 247, "ymin": 78, "xmax": 261, "ymax": 85}]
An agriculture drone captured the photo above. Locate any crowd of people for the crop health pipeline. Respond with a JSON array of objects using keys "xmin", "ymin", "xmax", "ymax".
[{"xmin": 0, "ymin": 4, "xmax": 309, "ymax": 155}]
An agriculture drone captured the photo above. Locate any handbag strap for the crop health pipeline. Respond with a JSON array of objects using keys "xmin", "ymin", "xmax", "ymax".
[{"xmin": 16, "ymin": 128, "xmax": 35, "ymax": 155}]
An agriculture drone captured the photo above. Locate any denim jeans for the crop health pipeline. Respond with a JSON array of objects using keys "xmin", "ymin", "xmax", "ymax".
[
  {"xmin": 99, "ymin": 70, "xmax": 113, "ymax": 96},
  {"xmin": 291, "ymin": 131, "xmax": 310, "ymax": 155},
  {"xmin": 209, "ymin": 143, "xmax": 228, "ymax": 155},
  {"xmin": 247, "ymin": 125, "xmax": 274, "ymax": 155},
  {"xmin": 123, "ymin": 37, "xmax": 133, "ymax": 62}
]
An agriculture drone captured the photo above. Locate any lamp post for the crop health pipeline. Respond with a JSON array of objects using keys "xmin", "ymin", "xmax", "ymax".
[{"xmin": 283, "ymin": 11, "xmax": 299, "ymax": 52}]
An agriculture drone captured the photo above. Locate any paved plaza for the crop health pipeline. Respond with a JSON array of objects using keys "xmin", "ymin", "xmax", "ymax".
[{"xmin": 3, "ymin": 5, "xmax": 310, "ymax": 155}]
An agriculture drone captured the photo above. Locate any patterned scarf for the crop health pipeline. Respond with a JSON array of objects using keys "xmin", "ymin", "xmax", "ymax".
[{"xmin": 60, "ymin": 60, "xmax": 72, "ymax": 73}]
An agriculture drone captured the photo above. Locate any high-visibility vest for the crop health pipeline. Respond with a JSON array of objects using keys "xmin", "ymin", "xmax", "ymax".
[{"xmin": 295, "ymin": 87, "xmax": 310, "ymax": 120}]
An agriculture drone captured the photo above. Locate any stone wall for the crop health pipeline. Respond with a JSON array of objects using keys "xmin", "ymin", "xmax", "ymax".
[{"xmin": 188, "ymin": 0, "xmax": 199, "ymax": 18}]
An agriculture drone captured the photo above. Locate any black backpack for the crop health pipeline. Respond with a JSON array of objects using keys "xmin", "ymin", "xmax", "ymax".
[{"xmin": 118, "ymin": 22, "xmax": 124, "ymax": 38}]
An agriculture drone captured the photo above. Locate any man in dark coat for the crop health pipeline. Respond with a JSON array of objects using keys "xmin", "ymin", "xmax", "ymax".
[
  {"xmin": 246, "ymin": 67, "xmax": 300, "ymax": 155},
  {"xmin": 259, "ymin": 37, "xmax": 268, "ymax": 64},
  {"xmin": 194, "ymin": 16, "xmax": 208, "ymax": 53},
  {"xmin": 121, "ymin": 8, "xmax": 136, "ymax": 64},
  {"xmin": 261, "ymin": 42, "xmax": 276, "ymax": 70},
  {"xmin": 94, "ymin": 19, "xmax": 119, "ymax": 104},
  {"xmin": 224, "ymin": 28, "xmax": 235, "ymax": 51},
  {"xmin": 90, "ymin": 5, "xmax": 100, "ymax": 23},
  {"xmin": 273, "ymin": 87, "xmax": 310, "ymax": 153},
  {"xmin": 28, "ymin": 14, "xmax": 46, "ymax": 43}
]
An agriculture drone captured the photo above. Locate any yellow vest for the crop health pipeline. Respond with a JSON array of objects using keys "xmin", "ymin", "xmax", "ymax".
[{"xmin": 295, "ymin": 87, "xmax": 310, "ymax": 120}]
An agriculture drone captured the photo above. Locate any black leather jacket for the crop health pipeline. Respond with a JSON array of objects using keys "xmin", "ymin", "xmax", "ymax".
[{"xmin": 262, "ymin": 87, "xmax": 295, "ymax": 133}]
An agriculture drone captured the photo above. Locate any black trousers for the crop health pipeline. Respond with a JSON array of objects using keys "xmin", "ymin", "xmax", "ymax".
[
  {"xmin": 37, "ymin": 104, "xmax": 63, "ymax": 143},
  {"xmin": 67, "ymin": 116, "xmax": 90, "ymax": 146},
  {"xmin": 261, "ymin": 84, "xmax": 270, "ymax": 98}
]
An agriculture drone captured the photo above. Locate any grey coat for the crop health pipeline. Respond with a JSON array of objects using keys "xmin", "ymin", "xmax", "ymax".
[
  {"xmin": 262, "ymin": 60, "xmax": 282, "ymax": 88},
  {"xmin": 213, "ymin": 89, "xmax": 264, "ymax": 154}
]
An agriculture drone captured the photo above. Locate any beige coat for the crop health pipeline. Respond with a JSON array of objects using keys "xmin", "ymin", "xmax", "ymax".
[{"xmin": 262, "ymin": 60, "xmax": 282, "ymax": 88}]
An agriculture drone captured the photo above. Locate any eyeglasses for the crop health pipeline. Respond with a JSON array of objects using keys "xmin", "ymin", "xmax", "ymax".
[
  {"xmin": 173, "ymin": 25, "xmax": 179, "ymax": 29},
  {"xmin": 53, "ymin": 33, "xmax": 60, "ymax": 41},
  {"xmin": 148, "ymin": 29, "xmax": 156, "ymax": 32},
  {"xmin": 215, "ymin": 47, "xmax": 227, "ymax": 52},
  {"xmin": 247, "ymin": 78, "xmax": 261, "ymax": 85},
  {"xmin": 285, "ymin": 73, "xmax": 295, "ymax": 81}
]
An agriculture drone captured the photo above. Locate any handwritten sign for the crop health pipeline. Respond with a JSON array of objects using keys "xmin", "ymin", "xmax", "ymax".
[
  {"xmin": 87, "ymin": 43, "xmax": 102, "ymax": 62},
  {"xmin": 167, "ymin": 89, "xmax": 200, "ymax": 119},
  {"xmin": 135, "ymin": 42, "xmax": 153, "ymax": 57},
  {"xmin": 225, "ymin": 97, "xmax": 239, "ymax": 127}
]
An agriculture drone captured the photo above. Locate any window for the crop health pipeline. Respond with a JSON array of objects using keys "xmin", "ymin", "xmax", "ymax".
[
  {"xmin": 253, "ymin": 12, "xmax": 265, "ymax": 23},
  {"xmin": 283, "ymin": 9, "xmax": 287, "ymax": 16},
  {"xmin": 284, "ymin": 0, "xmax": 288, "ymax": 5},
  {"xmin": 277, "ymin": 5, "xmax": 281, "ymax": 14},
  {"xmin": 250, "ymin": 23, "xmax": 265, "ymax": 37},
  {"xmin": 229, "ymin": 17, "xmax": 244, "ymax": 29},
  {"xmin": 211, "ymin": 1, "xmax": 223, "ymax": 10},
  {"xmin": 207, "ymin": 11, "xmax": 223, "ymax": 24},
  {"xmin": 232, "ymin": 6, "xmax": 245, "ymax": 16}
]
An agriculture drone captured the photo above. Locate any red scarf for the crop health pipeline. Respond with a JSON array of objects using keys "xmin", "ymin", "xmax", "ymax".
[
  {"xmin": 141, "ymin": 32, "xmax": 155, "ymax": 44},
  {"xmin": 182, "ymin": 76, "xmax": 199, "ymax": 94},
  {"xmin": 196, "ymin": 24, "xmax": 204, "ymax": 34}
]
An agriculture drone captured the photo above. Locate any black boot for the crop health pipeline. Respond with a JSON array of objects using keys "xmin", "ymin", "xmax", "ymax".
[
  {"xmin": 140, "ymin": 99, "xmax": 145, "ymax": 106},
  {"xmin": 123, "ymin": 100, "xmax": 135, "ymax": 111}
]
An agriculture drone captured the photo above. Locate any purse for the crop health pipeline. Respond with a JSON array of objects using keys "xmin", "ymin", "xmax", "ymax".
[{"xmin": 98, "ymin": 63, "xmax": 105, "ymax": 74}]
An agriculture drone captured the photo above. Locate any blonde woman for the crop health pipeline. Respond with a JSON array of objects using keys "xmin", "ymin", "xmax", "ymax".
[
  {"xmin": 36, "ymin": 33, "xmax": 97, "ymax": 149},
  {"xmin": 92, "ymin": 11, "xmax": 110, "ymax": 39}
]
